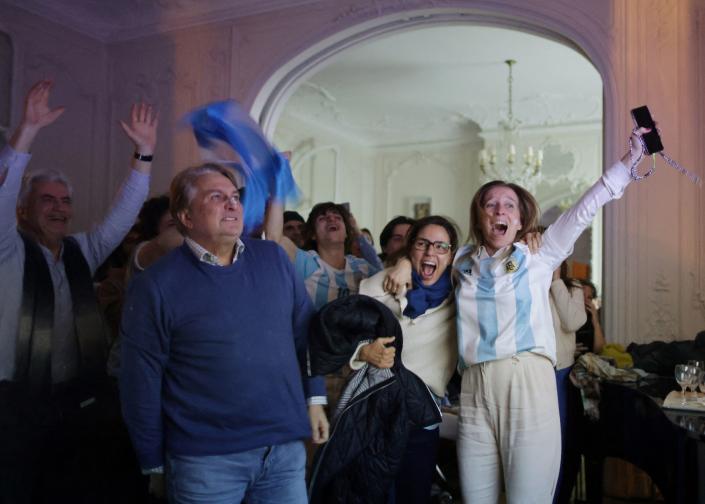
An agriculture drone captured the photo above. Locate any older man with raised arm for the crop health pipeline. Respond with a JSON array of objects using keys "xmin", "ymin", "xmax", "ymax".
[
  {"xmin": 120, "ymin": 163, "xmax": 328, "ymax": 504},
  {"xmin": 0, "ymin": 80, "xmax": 156, "ymax": 502}
]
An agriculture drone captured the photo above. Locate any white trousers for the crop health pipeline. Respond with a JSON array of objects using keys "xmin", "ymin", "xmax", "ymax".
[{"xmin": 457, "ymin": 352, "xmax": 561, "ymax": 504}]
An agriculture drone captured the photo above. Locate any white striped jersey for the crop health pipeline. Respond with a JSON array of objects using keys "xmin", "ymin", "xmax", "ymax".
[
  {"xmin": 295, "ymin": 249, "xmax": 380, "ymax": 310},
  {"xmin": 454, "ymin": 160, "xmax": 632, "ymax": 368}
]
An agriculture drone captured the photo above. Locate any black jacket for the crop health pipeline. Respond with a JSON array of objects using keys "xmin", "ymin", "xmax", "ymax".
[{"xmin": 308, "ymin": 295, "xmax": 441, "ymax": 504}]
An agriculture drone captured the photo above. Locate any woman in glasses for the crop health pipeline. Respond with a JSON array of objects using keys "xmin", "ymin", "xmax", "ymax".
[{"xmin": 352, "ymin": 215, "xmax": 459, "ymax": 504}]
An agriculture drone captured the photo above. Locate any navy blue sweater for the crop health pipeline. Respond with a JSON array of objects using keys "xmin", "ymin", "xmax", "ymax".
[{"xmin": 120, "ymin": 239, "xmax": 323, "ymax": 470}]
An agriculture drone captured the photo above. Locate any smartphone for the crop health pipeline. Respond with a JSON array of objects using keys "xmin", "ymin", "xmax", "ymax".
[{"xmin": 630, "ymin": 106, "xmax": 664, "ymax": 154}]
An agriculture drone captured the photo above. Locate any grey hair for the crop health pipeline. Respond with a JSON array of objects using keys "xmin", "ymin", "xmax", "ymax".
[{"xmin": 18, "ymin": 169, "xmax": 74, "ymax": 208}]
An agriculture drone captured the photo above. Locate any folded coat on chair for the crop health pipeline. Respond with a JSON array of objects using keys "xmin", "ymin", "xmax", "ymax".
[{"xmin": 308, "ymin": 295, "xmax": 441, "ymax": 504}]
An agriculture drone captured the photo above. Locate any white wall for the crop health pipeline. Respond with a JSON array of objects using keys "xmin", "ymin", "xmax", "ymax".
[
  {"xmin": 275, "ymin": 112, "xmax": 602, "ymax": 265},
  {"xmin": 275, "ymin": 112, "xmax": 478, "ymax": 246},
  {"xmin": 1, "ymin": 2, "xmax": 108, "ymax": 232}
]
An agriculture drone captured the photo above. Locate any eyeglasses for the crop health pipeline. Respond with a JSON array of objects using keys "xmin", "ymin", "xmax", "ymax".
[{"xmin": 413, "ymin": 238, "xmax": 451, "ymax": 254}]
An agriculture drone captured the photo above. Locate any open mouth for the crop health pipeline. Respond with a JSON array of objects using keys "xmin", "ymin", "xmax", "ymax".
[
  {"xmin": 491, "ymin": 221, "xmax": 508, "ymax": 235},
  {"xmin": 326, "ymin": 224, "xmax": 339, "ymax": 232},
  {"xmin": 420, "ymin": 260, "xmax": 437, "ymax": 279},
  {"xmin": 48, "ymin": 215, "xmax": 68, "ymax": 224}
]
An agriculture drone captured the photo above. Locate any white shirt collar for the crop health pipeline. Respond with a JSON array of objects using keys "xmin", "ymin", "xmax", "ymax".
[{"xmin": 184, "ymin": 237, "xmax": 245, "ymax": 266}]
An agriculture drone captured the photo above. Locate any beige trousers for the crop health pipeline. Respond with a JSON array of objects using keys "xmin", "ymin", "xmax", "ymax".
[{"xmin": 457, "ymin": 352, "xmax": 561, "ymax": 504}]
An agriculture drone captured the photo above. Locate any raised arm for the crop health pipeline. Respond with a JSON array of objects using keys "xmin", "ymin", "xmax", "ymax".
[
  {"xmin": 120, "ymin": 103, "xmax": 158, "ymax": 176},
  {"xmin": 263, "ymin": 198, "xmax": 300, "ymax": 262},
  {"xmin": 78, "ymin": 103, "xmax": 158, "ymax": 272},
  {"xmin": 0, "ymin": 81, "xmax": 63, "ymax": 253},
  {"xmin": 348, "ymin": 213, "xmax": 382, "ymax": 272},
  {"xmin": 262, "ymin": 151, "xmax": 302, "ymax": 262},
  {"xmin": 539, "ymin": 127, "xmax": 651, "ymax": 270}
]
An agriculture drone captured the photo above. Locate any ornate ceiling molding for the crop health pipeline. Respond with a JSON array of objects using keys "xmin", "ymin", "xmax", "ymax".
[{"xmin": 3, "ymin": 0, "xmax": 323, "ymax": 42}]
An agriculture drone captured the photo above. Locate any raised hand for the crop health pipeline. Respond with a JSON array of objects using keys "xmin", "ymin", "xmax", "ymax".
[
  {"xmin": 22, "ymin": 80, "xmax": 65, "ymax": 130},
  {"xmin": 10, "ymin": 80, "xmax": 65, "ymax": 152},
  {"xmin": 623, "ymin": 125, "xmax": 653, "ymax": 167},
  {"xmin": 120, "ymin": 103, "xmax": 158, "ymax": 155}
]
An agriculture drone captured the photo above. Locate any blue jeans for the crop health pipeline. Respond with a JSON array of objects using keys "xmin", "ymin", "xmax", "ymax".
[{"xmin": 166, "ymin": 440, "xmax": 307, "ymax": 504}]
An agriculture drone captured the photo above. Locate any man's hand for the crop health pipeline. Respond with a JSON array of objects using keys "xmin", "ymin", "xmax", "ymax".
[
  {"xmin": 359, "ymin": 336, "xmax": 396, "ymax": 369},
  {"xmin": 10, "ymin": 80, "xmax": 65, "ymax": 152},
  {"xmin": 308, "ymin": 404, "xmax": 329, "ymax": 444},
  {"xmin": 383, "ymin": 257, "xmax": 412, "ymax": 295},
  {"xmin": 120, "ymin": 102, "xmax": 158, "ymax": 155}
]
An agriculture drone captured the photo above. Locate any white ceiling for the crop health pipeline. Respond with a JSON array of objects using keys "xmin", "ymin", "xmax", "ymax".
[
  {"xmin": 3, "ymin": 0, "xmax": 322, "ymax": 42},
  {"xmin": 280, "ymin": 25, "xmax": 603, "ymax": 147}
]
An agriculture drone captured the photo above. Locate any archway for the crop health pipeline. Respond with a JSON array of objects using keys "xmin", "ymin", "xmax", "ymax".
[{"xmin": 252, "ymin": 8, "xmax": 609, "ymax": 290}]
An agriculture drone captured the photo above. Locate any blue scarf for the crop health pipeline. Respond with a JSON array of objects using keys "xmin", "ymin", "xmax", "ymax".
[
  {"xmin": 403, "ymin": 268, "xmax": 452, "ymax": 319},
  {"xmin": 184, "ymin": 100, "xmax": 300, "ymax": 234}
]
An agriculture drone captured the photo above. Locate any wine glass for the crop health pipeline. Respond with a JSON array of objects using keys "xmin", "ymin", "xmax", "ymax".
[
  {"xmin": 698, "ymin": 372, "xmax": 705, "ymax": 404},
  {"xmin": 686, "ymin": 367, "xmax": 703, "ymax": 402},
  {"xmin": 675, "ymin": 364, "xmax": 691, "ymax": 405},
  {"xmin": 688, "ymin": 360, "xmax": 705, "ymax": 379}
]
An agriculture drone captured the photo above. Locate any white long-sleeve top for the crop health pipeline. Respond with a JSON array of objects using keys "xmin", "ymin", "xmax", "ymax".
[
  {"xmin": 454, "ymin": 160, "xmax": 632, "ymax": 367},
  {"xmin": 550, "ymin": 279, "xmax": 587, "ymax": 370}
]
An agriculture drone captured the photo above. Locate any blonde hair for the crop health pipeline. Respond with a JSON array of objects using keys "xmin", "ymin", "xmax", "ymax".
[{"xmin": 169, "ymin": 163, "xmax": 239, "ymax": 234}]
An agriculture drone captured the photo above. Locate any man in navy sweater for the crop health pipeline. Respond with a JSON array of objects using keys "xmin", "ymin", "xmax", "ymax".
[{"xmin": 120, "ymin": 163, "xmax": 328, "ymax": 503}]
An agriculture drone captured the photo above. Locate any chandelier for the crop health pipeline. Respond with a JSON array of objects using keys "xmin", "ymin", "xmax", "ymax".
[{"xmin": 478, "ymin": 59, "xmax": 543, "ymax": 192}]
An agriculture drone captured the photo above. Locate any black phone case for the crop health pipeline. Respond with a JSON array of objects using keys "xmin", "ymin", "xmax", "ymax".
[{"xmin": 631, "ymin": 106, "xmax": 664, "ymax": 154}]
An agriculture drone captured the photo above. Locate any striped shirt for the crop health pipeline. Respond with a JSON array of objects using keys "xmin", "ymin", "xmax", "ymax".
[
  {"xmin": 295, "ymin": 249, "xmax": 380, "ymax": 310},
  {"xmin": 454, "ymin": 160, "xmax": 632, "ymax": 368}
]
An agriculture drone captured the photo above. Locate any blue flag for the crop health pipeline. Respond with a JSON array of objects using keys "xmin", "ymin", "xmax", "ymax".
[{"xmin": 184, "ymin": 100, "xmax": 300, "ymax": 234}]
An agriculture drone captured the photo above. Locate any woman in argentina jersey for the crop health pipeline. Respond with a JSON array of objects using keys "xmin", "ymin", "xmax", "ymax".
[{"xmin": 450, "ymin": 126, "xmax": 652, "ymax": 503}]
